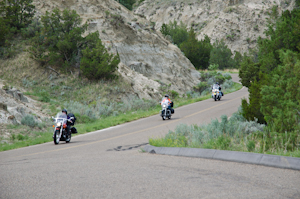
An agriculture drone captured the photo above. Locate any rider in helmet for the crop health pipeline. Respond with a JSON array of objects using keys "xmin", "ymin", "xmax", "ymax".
[
  {"xmin": 161, "ymin": 94, "xmax": 173, "ymax": 111},
  {"xmin": 215, "ymin": 82, "xmax": 223, "ymax": 96},
  {"xmin": 62, "ymin": 109, "xmax": 72, "ymax": 136}
]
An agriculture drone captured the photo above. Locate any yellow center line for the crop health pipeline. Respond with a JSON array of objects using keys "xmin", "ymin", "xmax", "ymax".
[{"xmin": 14, "ymin": 93, "xmax": 248, "ymax": 158}]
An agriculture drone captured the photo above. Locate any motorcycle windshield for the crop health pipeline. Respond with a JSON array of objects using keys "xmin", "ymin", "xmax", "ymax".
[
  {"xmin": 212, "ymin": 85, "xmax": 219, "ymax": 90},
  {"xmin": 55, "ymin": 113, "xmax": 67, "ymax": 123}
]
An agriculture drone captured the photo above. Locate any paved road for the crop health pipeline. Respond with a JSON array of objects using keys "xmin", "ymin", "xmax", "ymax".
[{"xmin": 1, "ymin": 74, "xmax": 299, "ymax": 199}]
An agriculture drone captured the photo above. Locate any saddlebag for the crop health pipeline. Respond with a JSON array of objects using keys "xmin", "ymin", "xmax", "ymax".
[{"xmin": 71, "ymin": 127, "xmax": 78, "ymax": 134}]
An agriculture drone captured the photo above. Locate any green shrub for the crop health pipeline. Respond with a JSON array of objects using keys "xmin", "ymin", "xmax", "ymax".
[
  {"xmin": 215, "ymin": 75, "xmax": 225, "ymax": 84},
  {"xmin": 21, "ymin": 18, "xmax": 42, "ymax": 39},
  {"xmin": 0, "ymin": 0, "xmax": 35, "ymax": 31},
  {"xmin": 209, "ymin": 39, "xmax": 236, "ymax": 69},
  {"xmin": 247, "ymin": 140, "xmax": 256, "ymax": 152},
  {"xmin": 193, "ymin": 82, "xmax": 208, "ymax": 93},
  {"xmin": 39, "ymin": 92, "xmax": 50, "ymax": 102},
  {"xmin": 21, "ymin": 115, "xmax": 37, "ymax": 127},
  {"xmin": 17, "ymin": 134, "xmax": 28, "ymax": 141},
  {"xmin": 208, "ymin": 64, "xmax": 219, "ymax": 71},
  {"xmin": 169, "ymin": 90, "xmax": 179, "ymax": 99},
  {"xmin": 116, "ymin": 0, "xmax": 136, "ymax": 10},
  {"xmin": 80, "ymin": 39, "xmax": 120, "ymax": 80},
  {"xmin": 160, "ymin": 20, "xmax": 188, "ymax": 46}
]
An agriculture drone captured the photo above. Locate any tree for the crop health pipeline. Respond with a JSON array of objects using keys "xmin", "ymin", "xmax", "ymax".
[
  {"xmin": 0, "ymin": 0, "xmax": 35, "ymax": 31},
  {"xmin": 180, "ymin": 30, "xmax": 212, "ymax": 69},
  {"xmin": 260, "ymin": 50, "xmax": 300, "ymax": 132},
  {"xmin": 0, "ymin": 17, "xmax": 9, "ymax": 46},
  {"xmin": 116, "ymin": 0, "xmax": 136, "ymax": 10},
  {"xmin": 233, "ymin": 51, "xmax": 243, "ymax": 68},
  {"xmin": 209, "ymin": 40, "xmax": 235, "ymax": 69},
  {"xmin": 29, "ymin": 8, "xmax": 90, "ymax": 69},
  {"xmin": 29, "ymin": 9, "xmax": 118, "ymax": 79},
  {"xmin": 80, "ymin": 39, "xmax": 120, "ymax": 80},
  {"xmin": 160, "ymin": 20, "xmax": 188, "ymax": 46},
  {"xmin": 40, "ymin": 8, "xmax": 87, "ymax": 68},
  {"xmin": 239, "ymin": 8, "xmax": 300, "ymax": 129}
]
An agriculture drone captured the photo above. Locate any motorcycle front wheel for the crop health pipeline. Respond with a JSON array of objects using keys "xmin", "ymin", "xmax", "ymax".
[{"xmin": 54, "ymin": 130, "xmax": 60, "ymax": 145}]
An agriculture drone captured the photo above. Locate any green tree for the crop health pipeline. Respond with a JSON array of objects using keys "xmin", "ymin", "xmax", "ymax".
[
  {"xmin": 209, "ymin": 40, "xmax": 235, "ymax": 69},
  {"xmin": 41, "ymin": 8, "xmax": 87, "ymax": 68},
  {"xmin": 29, "ymin": 8, "xmax": 92, "ymax": 69},
  {"xmin": 160, "ymin": 20, "xmax": 188, "ymax": 46},
  {"xmin": 0, "ymin": 17, "xmax": 9, "ymax": 46},
  {"xmin": 180, "ymin": 30, "xmax": 212, "ymax": 69},
  {"xmin": 260, "ymin": 50, "xmax": 300, "ymax": 132},
  {"xmin": 80, "ymin": 39, "xmax": 120, "ymax": 80},
  {"xmin": 239, "ymin": 8, "xmax": 300, "ymax": 129},
  {"xmin": 116, "ymin": 0, "xmax": 136, "ymax": 10},
  {"xmin": 233, "ymin": 51, "xmax": 243, "ymax": 68},
  {"xmin": 0, "ymin": 0, "xmax": 35, "ymax": 31}
]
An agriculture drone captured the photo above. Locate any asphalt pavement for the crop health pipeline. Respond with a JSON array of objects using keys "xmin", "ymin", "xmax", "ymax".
[{"xmin": 0, "ymin": 74, "xmax": 299, "ymax": 199}]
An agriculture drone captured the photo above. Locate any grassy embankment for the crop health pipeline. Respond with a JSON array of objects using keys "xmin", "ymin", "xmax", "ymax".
[{"xmin": 149, "ymin": 111, "xmax": 300, "ymax": 158}]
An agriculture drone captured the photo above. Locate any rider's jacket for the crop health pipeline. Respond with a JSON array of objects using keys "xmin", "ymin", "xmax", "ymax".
[{"xmin": 161, "ymin": 97, "xmax": 171, "ymax": 104}]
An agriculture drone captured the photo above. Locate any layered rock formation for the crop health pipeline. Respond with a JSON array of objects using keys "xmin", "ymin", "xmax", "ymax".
[{"xmin": 134, "ymin": 0, "xmax": 296, "ymax": 54}]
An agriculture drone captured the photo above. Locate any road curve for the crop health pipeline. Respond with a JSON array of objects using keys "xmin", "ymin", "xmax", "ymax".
[{"xmin": 0, "ymin": 74, "xmax": 299, "ymax": 199}]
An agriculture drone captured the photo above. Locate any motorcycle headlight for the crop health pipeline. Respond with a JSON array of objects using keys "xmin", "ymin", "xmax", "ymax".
[
  {"xmin": 163, "ymin": 105, "xmax": 166, "ymax": 108},
  {"xmin": 56, "ymin": 122, "xmax": 61, "ymax": 127}
]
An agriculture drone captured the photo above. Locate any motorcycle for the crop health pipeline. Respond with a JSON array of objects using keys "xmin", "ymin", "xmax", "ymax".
[
  {"xmin": 160, "ymin": 100, "xmax": 172, "ymax": 120},
  {"xmin": 212, "ymin": 85, "xmax": 222, "ymax": 101},
  {"xmin": 52, "ymin": 113, "xmax": 74, "ymax": 145}
]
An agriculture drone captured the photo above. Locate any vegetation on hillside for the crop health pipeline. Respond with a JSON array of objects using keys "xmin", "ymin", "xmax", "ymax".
[
  {"xmin": 0, "ymin": 1, "xmax": 119, "ymax": 80},
  {"xmin": 160, "ymin": 20, "xmax": 240, "ymax": 70}
]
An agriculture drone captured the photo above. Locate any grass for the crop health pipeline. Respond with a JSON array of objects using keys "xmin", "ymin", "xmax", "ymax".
[
  {"xmin": 0, "ymin": 82, "xmax": 242, "ymax": 152},
  {"xmin": 149, "ymin": 110, "xmax": 300, "ymax": 158}
]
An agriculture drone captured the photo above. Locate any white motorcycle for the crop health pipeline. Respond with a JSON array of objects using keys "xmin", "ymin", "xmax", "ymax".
[
  {"xmin": 52, "ymin": 113, "xmax": 74, "ymax": 144},
  {"xmin": 212, "ymin": 84, "xmax": 222, "ymax": 101}
]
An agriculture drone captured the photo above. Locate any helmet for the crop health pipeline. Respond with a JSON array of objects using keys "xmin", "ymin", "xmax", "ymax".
[
  {"xmin": 62, "ymin": 109, "xmax": 67, "ymax": 114},
  {"xmin": 216, "ymin": 82, "xmax": 219, "ymax": 85},
  {"xmin": 165, "ymin": 94, "xmax": 169, "ymax": 98}
]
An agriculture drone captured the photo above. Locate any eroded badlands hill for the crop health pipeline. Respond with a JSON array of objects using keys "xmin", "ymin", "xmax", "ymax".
[
  {"xmin": 32, "ymin": 0, "xmax": 200, "ymax": 99},
  {"xmin": 134, "ymin": 0, "xmax": 296, "ymax": 54}
]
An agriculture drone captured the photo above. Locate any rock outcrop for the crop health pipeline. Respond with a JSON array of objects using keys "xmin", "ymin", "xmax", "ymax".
[
  {"xmin": 134, "ymin": 0, "xmax": 296, "ymax": 54},
  {"xmin": 0, "ymin": 87, "xmax": 46, "ymax": 125},
  {"xmin": 32, "ymin": 0, "xmax": 200, "ymax": 99}
]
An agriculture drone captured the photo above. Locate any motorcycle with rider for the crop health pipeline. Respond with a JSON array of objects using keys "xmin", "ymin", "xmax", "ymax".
[
  {"xmin": 52, "ymin": 109, "xmax": 77, "ymax": 144},
  {"xmin": 211, "ymin": 82, "xmax": 223, "ymax": 101},
  {"xmin": 160, "ymin": 94, "xmax": 174, "ymax": 120}
]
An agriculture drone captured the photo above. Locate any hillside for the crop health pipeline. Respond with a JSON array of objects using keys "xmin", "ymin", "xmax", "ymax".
[
  {"xmin": 134, "ymin": 0, "xmax": 296, "ymax": 54},
  {"xmin": 32, "ymin": 0, "xmax": 200, "ymax": 99}
]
